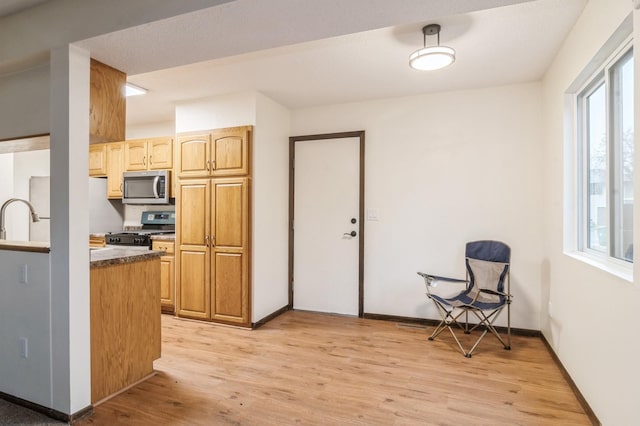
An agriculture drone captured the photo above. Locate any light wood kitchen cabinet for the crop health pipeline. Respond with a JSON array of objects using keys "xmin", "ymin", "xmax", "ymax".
[
  {"xmin": 90, "ymin": 256, "xmax": 160, "ymax": 403},
  {"xmin": 176, "ymin": 177, "xmax": 251, "ymax": 326},
  {"xmin": 89, "ymin": 143, "xmax": 107, "ymax": 176},
  {"xmin": 125, "ymin": 137, "xmax": 174, "ymax": 171},
  {"xmin": 152, "ymin": 240, "xmax": 176, "ymax": 314},
  {"xmin": 210, "ymin": 178, "xmax": 249, "ymax": 324},
  {"xmin": 176, "ymin": 126, "xmax": 251, "ymax": 179},
  {"xmin": 177, "ymin": 179, "xmax": 210, "ymax": 319},
  {"xmin": 106, "ymin": 142, "xmax": 124, "ymax": 198},
  {"xmin": 90, "ymin": 59, "xmax": 125, "ymax": 143}
]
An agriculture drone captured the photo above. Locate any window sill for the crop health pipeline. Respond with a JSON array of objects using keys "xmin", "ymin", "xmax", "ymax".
[{"xmin": 564, "ymin": 251, "xmax": 633, "ymax": 283}]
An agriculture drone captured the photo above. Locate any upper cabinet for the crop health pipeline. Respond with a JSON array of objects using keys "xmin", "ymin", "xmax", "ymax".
[
  {"xmin": 90, "ymin": 59, "xmax": 126, "ymax": 143},
  {"xmin": 89, "ymin": 143, "xmax": 107, "ymax": 177},
  {"xmin": 176, "ymin": 126, "xmax": 251, "ymax": 179},
  {"xmin": 125, "ymin": 137, "xmax": 174, "ymax": 171},
  {"xmin": 106, "ymin": 142, "xmax": 125, "ymax": 199}
]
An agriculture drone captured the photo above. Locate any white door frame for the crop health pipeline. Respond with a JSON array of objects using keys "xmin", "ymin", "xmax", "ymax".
[{"xmin": 288, "ymin": 131, "xmax": 365, "ymax": 317}]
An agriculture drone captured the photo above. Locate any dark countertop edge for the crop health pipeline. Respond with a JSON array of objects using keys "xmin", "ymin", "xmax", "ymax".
[{"xmin": 90, "ymin": 250, "xmax": 163, "ymax": 268}]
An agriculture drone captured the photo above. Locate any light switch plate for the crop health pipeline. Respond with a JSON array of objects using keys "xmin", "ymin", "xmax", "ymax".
[{"xmin": 367, "ymin": 208, "xmax": 380, "ymax": 221}]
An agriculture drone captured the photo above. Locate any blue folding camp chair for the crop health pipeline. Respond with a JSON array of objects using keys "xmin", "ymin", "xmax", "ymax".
[{"xmin": 417, "ymin": 240, "xmax": 512, "ymax": 358}]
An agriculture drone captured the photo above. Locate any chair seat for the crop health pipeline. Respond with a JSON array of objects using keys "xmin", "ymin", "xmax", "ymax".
[{"xmin": 430, "ymin": 292, "xmax": 505, "ymax": 310}]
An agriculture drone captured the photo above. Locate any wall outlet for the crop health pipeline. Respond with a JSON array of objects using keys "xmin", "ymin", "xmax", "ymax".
[
  {"xmin": 19, "ymin": 338, "xmax": 28, "ymax": 358},
  {"xmin": 19, "ymin": 264, "xmax": 28, "ymax": 284}
]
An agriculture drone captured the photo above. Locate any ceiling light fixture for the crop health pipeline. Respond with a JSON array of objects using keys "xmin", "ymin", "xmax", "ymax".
[
  {"xmin": 409, "ymin": 24, "xmax": 456, "ymax": 71},
  {"xmin": 125, "ymin": 82, "xmax": 147, "ymax": 97}
]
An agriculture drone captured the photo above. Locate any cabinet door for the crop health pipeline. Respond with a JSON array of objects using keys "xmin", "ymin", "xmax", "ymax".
[
  {"xmin": 160, "ymin": 256, "xmax": 175, "ymax": 313},
  {"xmin": 89, "ymin": 143, "xmax": 107, "ymax": 176},
  {"xmin": 153, "ymin": 240, "xmax": 175, "ymax": 313},
  {"xmin": 211, "ymin": 177, "xmax": 250, "ymax": 325},
  {"xmin": 106, "ymin": 142, "xmax": 124, "ymax": 198},
  {"xmin": 148, "ymin": 137, "xmax": 173, "ymax": 170},
  {"xmin": 176, "ymin": 134, "xmax": 211, "ymax": 178},
  {"xmin": 176, "ymin": 180, "xmax": 211, "ymax": 319},
  {"xmin": 211, "ymin": 126, "xmax": 251, "ymax": 177},
  {"xmin": 177, "ymin": 249, "xmax": 210, "ymax": 319},
  {"xmin": 124, "ymin": 140, "xmax": 148, "ymax": 171},
  {"xmin": 178, "ymin": 180, "xmax": 210, "ymax": 246}
]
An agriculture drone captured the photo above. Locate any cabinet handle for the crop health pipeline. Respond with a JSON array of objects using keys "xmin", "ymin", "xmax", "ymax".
[
  {"xmin": 211, "ymin": 160, "xmax": 215, "ymax": 170},
  {"xmin": 143, "ymin": 156, "xmax": 146, "ymax": 166},
  {"xmin": 205, "ymin": 235, "xmax": 209, "ymax": 247},
  {"xmin": 206, "ymin": 160, "xmax": 210, "ymax": 171},
  {"xmin": 149, "ymin": 155, "xmax": 153, "ymax": 165},
  {"xmin": 120, "ymin": 183, "xmax": 123, "ymax": 192},
  {"xmin": 211, "ymin": 235, "xmax": 215, "ymax": 247}
]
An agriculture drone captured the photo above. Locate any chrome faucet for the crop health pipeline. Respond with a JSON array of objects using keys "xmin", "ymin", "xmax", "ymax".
[{"xmin": 0, "ymin": 198, "xmax": 40, "ymax": 240}]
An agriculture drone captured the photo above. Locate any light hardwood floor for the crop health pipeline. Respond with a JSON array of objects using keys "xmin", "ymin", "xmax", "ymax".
[{"xmin": 78, "ymin": 311, "xmax": 590, "ymax": 425}]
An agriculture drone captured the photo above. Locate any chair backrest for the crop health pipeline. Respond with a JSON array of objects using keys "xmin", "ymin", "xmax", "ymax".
[{"xmin": 464, "ymin": 241, "xmax": 510, "ymax": 299}]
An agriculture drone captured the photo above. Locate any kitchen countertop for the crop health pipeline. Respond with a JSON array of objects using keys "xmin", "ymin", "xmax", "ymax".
[
  {"xmin": 0, "ymin": 240, "xmax": 50, "ymax": 253},
  {"xmin": 90, "ymin": 246, "xmax": 163, "ymax": 268}
]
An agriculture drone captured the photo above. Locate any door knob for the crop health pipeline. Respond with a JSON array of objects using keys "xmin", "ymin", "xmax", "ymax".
[{"xmin": 343, "ymin": 231, "xmax": 357, "ymax": 237}]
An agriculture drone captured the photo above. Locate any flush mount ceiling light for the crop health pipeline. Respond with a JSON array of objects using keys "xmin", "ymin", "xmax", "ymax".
[
  {"xmin": 409, "ymin": 24, "xmax": 456, "ymax": 71},
  {"xmin": 125, "ymin": 82, "xmax": 147, "ymax": 97}
]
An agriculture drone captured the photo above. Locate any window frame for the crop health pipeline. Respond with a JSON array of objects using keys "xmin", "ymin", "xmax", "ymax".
[{"xmin": 572, "ymin": 36, "xmax": 634, "ymax": 275}]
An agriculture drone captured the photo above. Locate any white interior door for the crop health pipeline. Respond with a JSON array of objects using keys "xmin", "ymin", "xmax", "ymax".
[{"xmin": 293, "ymin": 137, "xmax": 360, "ymax": 315}]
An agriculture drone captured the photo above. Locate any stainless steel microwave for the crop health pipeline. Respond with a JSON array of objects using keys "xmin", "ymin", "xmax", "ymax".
[{"xmin": 122, "ymin": 170, "xmax": 170, "ymax": 204}]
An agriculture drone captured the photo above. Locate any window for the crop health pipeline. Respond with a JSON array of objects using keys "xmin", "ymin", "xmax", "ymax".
[{"xmin": 577, "ymin": 41, "xmax": 634, "ymax": 264}]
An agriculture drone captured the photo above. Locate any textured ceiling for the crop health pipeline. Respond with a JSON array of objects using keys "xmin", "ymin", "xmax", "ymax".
[{"xmin": 75, "ymin": 0, "xmax": 586, "ymax": 126}]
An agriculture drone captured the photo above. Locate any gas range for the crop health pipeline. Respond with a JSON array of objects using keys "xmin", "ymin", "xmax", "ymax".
[{"xmin": 106, "ymin": 211, "xmax": 175, "ymax": 247}]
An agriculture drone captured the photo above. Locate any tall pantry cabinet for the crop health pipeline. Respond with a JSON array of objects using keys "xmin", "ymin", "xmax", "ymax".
[{"xmin": 175, "ymin": 126, "xmax": 252, "ymax": 327}]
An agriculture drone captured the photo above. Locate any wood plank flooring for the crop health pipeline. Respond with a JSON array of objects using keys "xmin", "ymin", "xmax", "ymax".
[{"xmin": 78, "ymin": 311, "xmax": 590, "ymax": 425}]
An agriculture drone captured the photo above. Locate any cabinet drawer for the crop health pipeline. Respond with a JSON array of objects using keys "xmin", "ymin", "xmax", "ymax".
[{"xmin": 152, "ymin": 240, "xmax": 175, "ymax": 255}]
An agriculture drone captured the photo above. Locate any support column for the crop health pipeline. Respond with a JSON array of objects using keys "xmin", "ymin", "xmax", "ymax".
[{"xmin": 49, "ymin": 44, "xmax": 91, "ymax": 415}]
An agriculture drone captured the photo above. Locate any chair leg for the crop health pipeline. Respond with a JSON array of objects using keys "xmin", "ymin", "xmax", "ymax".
[{"xmin": 466, "ymin": 309, "xmax": 509, "ymax": 357}]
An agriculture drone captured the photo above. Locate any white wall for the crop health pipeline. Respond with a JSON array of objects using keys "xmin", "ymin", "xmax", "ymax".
[
  {"xmin": 291, "ymin": 82, "xmax": 544, "ymax": 330},
  {"xmin": 175, "ymin": 91, "xmax": 257, "ymax": 133},
  {"xmin": 126, "ymin": 121, "xmax": 175, "ymax": 139},
  {"xmin": 253, "ymin": 93, "xmax": 290, "ymax": 321},
  {"xmin": 541, "ymin": 0, "xmax": 638, "ymax": 424},
  {"xmin": 0, "ymin": 251, "xmax": 52, "ymax": 407},
  {"xmin": 0, "ymin": 66, "xmax": 49, "ymax": 140}
]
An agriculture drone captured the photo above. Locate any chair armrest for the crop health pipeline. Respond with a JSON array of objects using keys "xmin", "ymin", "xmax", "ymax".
[
  {"xmin": 417, "ymin": 272, "xmax": 468, "ymax": 284},
  {"xmin": 417, "ymin": 272, "xmax": 468, "ymax": 297}
]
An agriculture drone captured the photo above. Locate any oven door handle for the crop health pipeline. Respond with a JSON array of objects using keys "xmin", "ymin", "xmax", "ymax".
[{"xmin": 152, "ymin": 176, "xmax": 160, "ymax": 198}]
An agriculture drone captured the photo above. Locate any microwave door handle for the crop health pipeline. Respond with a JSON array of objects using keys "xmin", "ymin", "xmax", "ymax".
[{"xmin": 152, "ymin": 176, "xmax": 160, "ymax": 198}]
